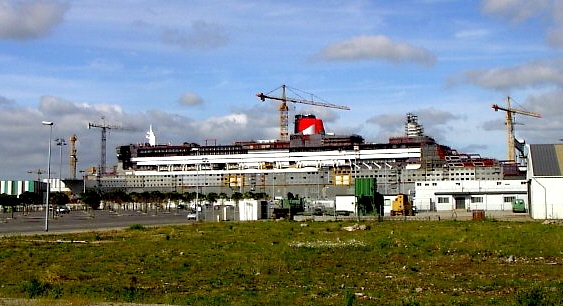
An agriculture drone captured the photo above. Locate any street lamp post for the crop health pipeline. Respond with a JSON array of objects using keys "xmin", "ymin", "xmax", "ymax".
[
  {"xmin": 191, "ymin": 148, "xmax": 199, "ymax": 220},
  {"xmin": 55, "ymin": 138, "xmax": 67, "ymax": 193},
  {"xmin": 42, "ymin": 121, "xmax": 54, "ymax": 232}
]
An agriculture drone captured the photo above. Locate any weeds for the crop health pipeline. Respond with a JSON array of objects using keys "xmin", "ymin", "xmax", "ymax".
[
  {"xmin": 2, "ymin": 220, "xmax": 563, "ymax": 305},
  {"xmin": 22, "ymin": 278, "xmax": 50, "ymax": 298},
  {"xmin": 127, "ymin": 224, "xmax": 145, "ymax": 230}
]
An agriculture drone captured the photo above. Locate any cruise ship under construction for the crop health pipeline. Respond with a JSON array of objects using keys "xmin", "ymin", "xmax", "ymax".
[{"xmin": 92, "ymin": 113, "xmax": 522, "ymax": 200}]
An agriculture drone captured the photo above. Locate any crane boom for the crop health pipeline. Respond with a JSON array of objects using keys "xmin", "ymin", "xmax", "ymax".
[
  {"xmin": 256, "ymin": 85, "xmax": 350, "ymax": 141},
  {"xmin": 492, "ymin": 104, "xmax": 541, "ymax": 118},
  {"xmin": 256, "ymin": 92, "xmax": 350, "ymax": 110},
  {"xmin": 492, "ymin": 96, "xmax": 541, "ymax": 162}
]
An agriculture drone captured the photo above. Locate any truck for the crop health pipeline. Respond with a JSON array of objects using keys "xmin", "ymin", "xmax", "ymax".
[
  {"xmin": 390, "ymin": 194, "xmax": 415, "ymax": 216},
  {"xmin": 511, "ymin": 199, "xmax": 526, "ymax": 213}
]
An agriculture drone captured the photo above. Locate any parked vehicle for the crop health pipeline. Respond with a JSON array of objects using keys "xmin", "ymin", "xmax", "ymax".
[
  {"xmin": 390, "ymin": 194, "xmax": 415, "ymax": 216},
  {"xmin": 512, "ymin": 199, "xmax": 526, "ymax": 213},
  {"xmin": 186, "ymin": 212, "xmax": 197, "ymax": 220},
  {"xmin": 56, "ymin": 205, "xmax": 71, "ymax": 214}
]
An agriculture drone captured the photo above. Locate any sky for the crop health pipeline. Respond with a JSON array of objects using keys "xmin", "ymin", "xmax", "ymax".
[{"xmin": 1, "ymin": 0, "xmax": 563, "ymax": 181}]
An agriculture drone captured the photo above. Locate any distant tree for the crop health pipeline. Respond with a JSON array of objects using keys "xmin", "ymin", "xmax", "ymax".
[
  {"xmin": 19, "ymin": 191, "xmax": 42, "ymax": 213},
  {"xmin": 231, "ymin": 192, "xmax": 243, "ymax": 204},
  {"xmin": 167, "ymin": 192, "xmax": 183, "ymax": 211},
  {"xmin": 206, "ymin": 192, "xmax": 219, "ymax": 206},
  {"xmin": 80, "ymin": 190, "xmax": 101, "ymax": 210},
  {"xmin": 0, "ymin": 193, "xmax": 20, "ymax": 218},
  {"xmin": 19, "ymin": 191, "xmax": 41, "ymax": 205},
  {"xmin": 106, "ymin": 190, "xmax": 130, "ymax": 210},
  {"xmin": 139, "ymin": 191, "xmax": 151, "ymax": 212},
  {"xmin": 150, "ymin": 191, "xmax": 165, "ymax": 211},
  {"xmin": 50, "ymin": 192, "xmax": 69, "ymax": 206},
  {"xmin": 218, "ymin": 192, "xmax": 228, "ymax": 205},
  {"xmin": 182, "ymin": 192, "xmax": 196, "ymax": 208},
  {"xmin": 243, "ymin": 191, "xmax": 257, "ymax": 199}
]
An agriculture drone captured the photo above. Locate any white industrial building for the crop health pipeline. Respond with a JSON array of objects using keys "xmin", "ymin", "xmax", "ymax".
[
  {"xmin": 0, "ymin": 180, "xmax": 46, "ymax": 197},
  {"xmin": 413, "ymin": 180, "xmax": 528, "ymax": 212},
  {"xmin": 526, "ymin": 144, "xmax": 563, "ymax": 219}
]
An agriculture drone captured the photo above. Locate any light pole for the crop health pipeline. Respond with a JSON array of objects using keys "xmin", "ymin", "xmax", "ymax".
[
  {"xmin": 55, "ymin": 138, "xmax": 67, "ymax": 193},
  {"xmin": 42, "ymin": 121, "xmax": 54, "ymax": 232},
  {"xmin": 191, "ymin": 148, "xmax": 199, "ymax": 219}
]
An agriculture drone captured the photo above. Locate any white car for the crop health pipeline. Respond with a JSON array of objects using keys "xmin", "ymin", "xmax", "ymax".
[
  {"xmin": 56, "ymin": 205, "xmax": 71, "ymax": 214},
  {"xmin": 187, "ymin": 212, "xmax": 197, "ymax": 220}
]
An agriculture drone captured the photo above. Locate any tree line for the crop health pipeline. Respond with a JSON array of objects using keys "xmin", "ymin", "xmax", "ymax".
[{"xmin": 0, "ymin": 189, "xmax": 269, "ymax": 216}]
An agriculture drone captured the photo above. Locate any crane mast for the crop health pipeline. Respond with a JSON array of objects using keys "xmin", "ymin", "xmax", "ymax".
[
  {"xmin": 256, "ymin": 85, "xmax": 350, "ymax": 141},
  {"xmin": 69, "ymin": 134, "xmax": 78, "ymax": 179},
  {"xmin": 492, "ymin": 96, "xmax": 541, "ymax": 162},
  {"xmin": 88, "ymin": 117, "xmax": 123, "ymax": 179}
]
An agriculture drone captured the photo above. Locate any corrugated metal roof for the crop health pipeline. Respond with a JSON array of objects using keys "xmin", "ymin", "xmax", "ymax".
[{"xmin": 529, "ymin": 144, "xmax": 563, "ymax": 176}]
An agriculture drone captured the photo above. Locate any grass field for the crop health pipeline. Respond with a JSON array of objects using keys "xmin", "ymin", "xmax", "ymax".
[{"xmin": 1, "ymin": 219, "xmax": 563, "ymax": 305}]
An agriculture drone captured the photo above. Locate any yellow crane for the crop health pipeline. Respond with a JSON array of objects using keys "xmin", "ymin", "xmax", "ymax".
[
  {"xmin": 256, "ymin": 85, "xmax": 350, "ymax": 141},
  {"xmin": 69, "ymin": 134, "xmax": 78, "ymax": 179},
  {"xmin": 492, "ymin": 96, "xmax": 541, "ymax": 162}
]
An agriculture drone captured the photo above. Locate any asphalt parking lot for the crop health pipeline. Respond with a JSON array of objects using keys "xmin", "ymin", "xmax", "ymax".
[{"xmin": 0, "ymin": 209, "xmax": 193, "ymax": 236}]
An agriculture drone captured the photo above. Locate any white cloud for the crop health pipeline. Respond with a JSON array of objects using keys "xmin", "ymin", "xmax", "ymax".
[
  {"xmin": 0, "ymin": 0, "xmax": 69, "ymax": 40},
  {"xmin": 454, "ymin": 29, "xmax": 490, "ymax": 39},
  {"xmin": 480, "ymin": 0, "xmax": 549, "ymax": 22},
  {"xmin": 178, "ymin": 92, "xmax": 203, "ymax": 106},
  {"xmin": 161, "ymin": 20, "xmax": 229, "ymax": 50},
  {"xmin": 451, "ymin": 58, "xmax": 563, "ymax": 90},
  {"xmin": 316, "ymin": 35, "xmax": 436, "ymax": 66}
]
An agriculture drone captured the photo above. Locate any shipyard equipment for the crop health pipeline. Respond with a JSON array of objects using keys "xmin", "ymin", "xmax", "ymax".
[
  {"xmin": 256, "ymin": 85, "xmax": 350, "ymax": 141},
  {"xmin": 355, "ymin": 177, "xmax": 384, "ymax": 216},
  {"xmin": 390, "ymin": 194, "xmax": 415, "ymax": 216},
  {"xmin": 88, "ymin": 117, "xmax": 134, "ymax": 184},
  {"xmin": 69, "ymin": 134, "xmax": 78, "ymax": 179},
  {"xmin": 492, "ymin": 97, "xmax": 541, "ymax": 162}
]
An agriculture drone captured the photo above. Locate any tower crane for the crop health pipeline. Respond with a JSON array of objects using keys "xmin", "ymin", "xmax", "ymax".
[
  {"xmin": 88, "ymin": 117, "xmax": 129, "ymax": 179},
  {"xmin": 492, "ymin": 96, "xmax": 541, "ymax": 162},
  {"xmin": 27, "ymin": 169, "xmax": 45, "ymax": 181},
  {"xmin": 256, "ymin": 84, "xmax": 350, "ymax": 141},
  {"xmin": 69, "ymin": 134, "xmax": 78, "ymax": 179}
]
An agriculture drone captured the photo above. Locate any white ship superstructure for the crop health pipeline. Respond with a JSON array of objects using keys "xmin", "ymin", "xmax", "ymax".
[{"xmin": 92, "ymin": 113, "xmax": 516, "ymax": 198}]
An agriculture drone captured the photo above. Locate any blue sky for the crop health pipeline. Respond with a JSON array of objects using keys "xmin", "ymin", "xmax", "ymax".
[{"xmin": 1, "ymin": 0, "xmax": 563, "ymax": 180}]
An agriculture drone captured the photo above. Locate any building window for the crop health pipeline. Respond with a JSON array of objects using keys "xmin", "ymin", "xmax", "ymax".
[
  {"xmin": 438, "ymin": 197, "xmax": 449, "ymax": 204},
  {"xmin": 471, "ymin": 196, "xmax": 483, "ymax": 203},
  {"xmin": 504, "ymin": 196, "xmax": 515, "ymax": 203}
]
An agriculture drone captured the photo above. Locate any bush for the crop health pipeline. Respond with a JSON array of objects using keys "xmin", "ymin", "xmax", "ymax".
[
  {"xmin": 128, "ymin": 224, "xmax": 145, "ymax": 230},
  {"xmin": 22, "ymin": 278, "xmax": 50, "ymax": 298}
]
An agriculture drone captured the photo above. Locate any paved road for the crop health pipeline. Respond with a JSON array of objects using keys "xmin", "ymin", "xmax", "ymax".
[{"xmin": 0, "ymin": 209, "xmax": 193, "ymax": 236}]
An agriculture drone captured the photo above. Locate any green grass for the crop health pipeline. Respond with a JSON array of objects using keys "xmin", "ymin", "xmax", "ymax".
[{"xmin": 1, "ymin": 220, "xmax": 563, "ymax": 305}]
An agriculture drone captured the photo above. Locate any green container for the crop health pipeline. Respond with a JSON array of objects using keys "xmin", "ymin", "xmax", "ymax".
[{"xmin": 355, "ymin": 178, "xmax": 376, "ymax": 197}]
